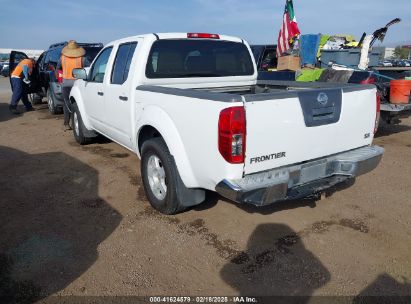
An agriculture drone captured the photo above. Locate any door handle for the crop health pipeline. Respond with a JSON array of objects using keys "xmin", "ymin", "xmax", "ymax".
[
  {"xmin": 97, "ymin": 91, "xmax": 104, "ymax": 96},
  {"xmin": 119, "ymin": 96, "xmax": 128, "ymax": 101}
]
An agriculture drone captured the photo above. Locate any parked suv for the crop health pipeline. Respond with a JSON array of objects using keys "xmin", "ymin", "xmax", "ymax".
[{"xmin": 10, "ymin": 42, "xmax": 103, "ymax": 114}]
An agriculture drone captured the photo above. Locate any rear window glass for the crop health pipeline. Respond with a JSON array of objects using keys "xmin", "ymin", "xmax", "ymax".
[
  {"xmin": 84, "ymin": 47, "xmax": 103, "ymax": 67},
  {"xmin": 48, "ymin": 48, "xmax": 61, "ymax": 67},
  {"xmin": 146, "ymin": 39, "xmax": 254, "ymax": 79}
]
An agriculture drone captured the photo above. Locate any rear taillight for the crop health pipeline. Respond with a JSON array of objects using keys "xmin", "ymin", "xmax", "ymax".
[
  {"xmin": 360, "ymin": 77, "xmax": 376, "ymax": 85},
  {"xmin": 374, "ymin": 93, "xmax": 381, "ymax": 134},
  {"xmin": 57, "ymin": 70, "xmax": 63, "ymax": 83},
  {"xmin": 187, "ymin": 33, "xmax": 220, "ymax": 39},
  {"xmin": 218, "ymin": 107, "xmax": 246, "ymax": 164}
]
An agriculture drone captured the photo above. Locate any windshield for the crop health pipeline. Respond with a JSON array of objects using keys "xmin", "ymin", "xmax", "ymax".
[{"xmin": 146, "ymin": 39, "xmax": 254, "ymax": 79}]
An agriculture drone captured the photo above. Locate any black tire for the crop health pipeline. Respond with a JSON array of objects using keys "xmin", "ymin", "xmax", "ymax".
[
  {"xmin": 141, "ymin": 138, "xmax": 186, "ymax": 215},
  {"xmin": 31, "ymin": 93, "xmax": 43, "ymax": 105},
  {"xmin": 72, "ymin": 103, "xmax": 92, "ymax": 145},
  {"xmin": 47, "ymin": 88, "xmax": 62, "ymax": 115}
]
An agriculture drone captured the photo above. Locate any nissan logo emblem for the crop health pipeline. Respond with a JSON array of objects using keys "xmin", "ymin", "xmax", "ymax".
[{"xmin": 317, "ymin": 92, "xmax": 329, "ymax": 105}]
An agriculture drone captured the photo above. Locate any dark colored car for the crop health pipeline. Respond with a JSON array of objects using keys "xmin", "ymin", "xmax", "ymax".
[
  {"xmin": 10, "ymin": 42, "xmax": 103, "ymax": 114},
  {"xmin": 1, "ymin": 66, "xmax": 9, "ymax": 77},
  {"xmin": 250, "ymin": 45, "xmax": 278, "ymax": 71},
  {"xmin": 397, "ymin": 60, "xmax": 410, "ymax": 67},
  {"xmin": 1, "ymin": 62, "xmax": 10, "ymax": 77},
  {"xmin": 250, "ymin": 45, "xmax": 296, "ymax": 81}
]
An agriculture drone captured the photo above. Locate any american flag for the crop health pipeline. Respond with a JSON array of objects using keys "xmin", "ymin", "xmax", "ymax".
[{"xmin": 276, "ymin": 0, "xmax": 301, "ymax": 57}]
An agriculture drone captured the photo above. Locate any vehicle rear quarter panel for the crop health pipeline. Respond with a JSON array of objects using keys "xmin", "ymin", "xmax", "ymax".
[{"xmin": 135, "ymin": 90, "xmax": 244, "ymax": 190}]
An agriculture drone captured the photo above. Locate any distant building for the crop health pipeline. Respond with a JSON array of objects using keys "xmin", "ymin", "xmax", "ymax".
[
  {"xmin": 0, "ymin": 48, "xmax": 44, "ymax": 60},
  {"xmin": 373, "ymin": 47, "xmax": 395, "ymax": 59},
  {"xmin": 384, "ymin": 48, "xmax": 395, "ymax": 59}
]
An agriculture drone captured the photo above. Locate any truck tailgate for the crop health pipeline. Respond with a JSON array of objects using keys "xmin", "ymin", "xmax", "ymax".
[{"xmin": 243, "ymin": 87, "xmax": 377, "ymax": 175}]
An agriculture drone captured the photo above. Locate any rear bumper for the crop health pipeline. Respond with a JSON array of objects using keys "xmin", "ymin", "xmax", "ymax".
[
  {"xmin": 216, "ymin": 146, "xmax": 384, "ymax": 206},
  {"xmin": 380, "ymin": 103, "xmax": 411, "ymax": 113}
]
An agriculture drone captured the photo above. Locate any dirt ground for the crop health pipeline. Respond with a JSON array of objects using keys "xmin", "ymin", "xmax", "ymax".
[{"xmin": 0, "ymin": 77, "xmax": 410, "ymax": 302}]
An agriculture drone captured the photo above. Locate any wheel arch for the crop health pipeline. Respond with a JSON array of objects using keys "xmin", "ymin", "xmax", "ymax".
[
  {"xmin": 69, "ymin": 86, "xmax": 93, "ymax": 130},
  {"xmin": 136, "ymin": 107, "xmax": 198, "ymax": 188}
]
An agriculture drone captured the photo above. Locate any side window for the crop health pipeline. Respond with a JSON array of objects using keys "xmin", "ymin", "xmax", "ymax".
[
  {"xmin": 14, "ymin": 53, "xmax": 27, "ymax": 64},
  {"xmin": 260, "ymin": 49, "xmax": 277, "ymax": 71},
  {"xmin": 89, "ymin": 47, "xmax": 113, "ymax": 83},
  {"xmin": 46, "ymin": 48, "xmax": 60, "ymax": 71},
  {"xmin": 10, "ymin": 53, "xmax": 26, "ymax": 75},
  {"xmin": 43, "ymin": 51, "xmax": 51, "ymax": 69},
  {"xmin": 111, "ymin": 42, "xmax": 137, "ymax": 85},
  {"xmin": 48, "ymin": 49, "xmax": 60, "ymax": 71}
]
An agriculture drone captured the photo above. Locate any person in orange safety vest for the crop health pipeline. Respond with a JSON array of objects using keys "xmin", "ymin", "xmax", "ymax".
[
  {"xmin": 9, "ymin": 58, "xmax": 36, "ymax": 114},
  {"xmin": 59, "ymin": 40, "xmax": 87, "ymax": 130}
]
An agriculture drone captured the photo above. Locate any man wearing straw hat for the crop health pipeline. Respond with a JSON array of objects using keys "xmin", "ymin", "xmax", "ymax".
[{"xmin": 60, "ymin": 40, "xmax": 86, "ymax": 130}]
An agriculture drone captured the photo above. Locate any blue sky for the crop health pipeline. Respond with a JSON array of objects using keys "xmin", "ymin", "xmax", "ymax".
[{"xmin": 0, "ymin": 0, "xmax": 410, "ymax": 49}]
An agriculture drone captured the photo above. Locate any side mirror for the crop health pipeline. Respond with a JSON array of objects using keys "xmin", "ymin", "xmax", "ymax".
[{"xmin": 72, "ymin": 68, "xmax": 88, "ymax": 80}]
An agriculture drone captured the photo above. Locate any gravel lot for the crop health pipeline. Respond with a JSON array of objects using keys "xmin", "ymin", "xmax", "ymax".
[{"xmin": 0, "ymin": 77, "xmax": 410, "ymax": 301}]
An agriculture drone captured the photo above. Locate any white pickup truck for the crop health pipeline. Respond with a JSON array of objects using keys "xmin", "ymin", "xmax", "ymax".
[{"xmin": 69, "ymin": 32, "xmax": 384, "ymax": 214}]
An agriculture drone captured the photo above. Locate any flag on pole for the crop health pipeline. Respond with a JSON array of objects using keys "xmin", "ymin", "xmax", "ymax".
[{"xmin": 276, "ymin": 0, "xmax": 301, "ymax": 57}]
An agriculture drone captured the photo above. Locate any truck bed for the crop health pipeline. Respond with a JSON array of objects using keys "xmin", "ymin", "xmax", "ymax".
[{"xmin": 138, "ymin": 81, "xmax": 377, "ymax": 175}]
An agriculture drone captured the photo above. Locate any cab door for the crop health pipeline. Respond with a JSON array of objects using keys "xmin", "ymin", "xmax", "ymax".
[
  {"xmin": 9, "ymin": 51, "xmax": 40, "ymax": 94},
  {"xmin": 83, "ymin": 46, "xmax": 113, "ymax": 132},
  {"xmin": 34, "ymin": 52, "xmax": 48, "ymax": 96},
  {"xmin": 9, "ymin": 51, "xmax": 28, "ymax": 77},
  {"xmin": 104, "ymin": 41, "xmax": 138, "ymax": 148}
]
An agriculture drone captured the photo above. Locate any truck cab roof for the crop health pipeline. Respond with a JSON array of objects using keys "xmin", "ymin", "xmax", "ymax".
[
  {"xmin": 106, "ymin": 33, "xmax": 245, "ymax": 46},
  {"xmin": 102, "ymin": 32, "xmax": 258, "ymax": 88}
]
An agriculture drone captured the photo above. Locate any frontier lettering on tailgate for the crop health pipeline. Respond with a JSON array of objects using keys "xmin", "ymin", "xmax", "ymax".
[{"xmin": 250, "ymin": 152, "xmax": 286, "ymax": 164}]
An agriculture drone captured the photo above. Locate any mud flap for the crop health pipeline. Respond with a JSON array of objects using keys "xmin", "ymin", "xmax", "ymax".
[{"xmin": 171, "ymin": 155, "xmax": 205, "ymax": 207}]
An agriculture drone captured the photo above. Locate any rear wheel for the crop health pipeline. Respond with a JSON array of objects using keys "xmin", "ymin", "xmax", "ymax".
[
  {"xmin": 141, "ymin": 138, "xmax": 186, "ymax": 215},
  {"xmin": 72, "ymin": 103, "xmax": 92, "ymax": 145},
  {"xmin": 47, "ymin": 88, "xmax": 62, "ymax": 114},
  {"xmin": 31, "ymin": 93, "xmax": 43, "ymax": 105}
]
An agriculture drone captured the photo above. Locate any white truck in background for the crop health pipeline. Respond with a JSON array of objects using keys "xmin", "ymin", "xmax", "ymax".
[{"xmin": 69, "ymin": 32, "xmax": 384, "ymax": 214}]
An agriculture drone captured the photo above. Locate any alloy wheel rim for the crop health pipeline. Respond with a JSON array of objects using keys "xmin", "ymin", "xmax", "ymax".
[
  {"xmin": 47, "ymin": 92, "xmax": 53, "ymax": 111},
  {"xmin": 147, "ymin": 155, "xmax": 167, "ymax": 201},
  {"xmin": 73, "ymin": 112, "xmax": 79, "ymax": 136}
]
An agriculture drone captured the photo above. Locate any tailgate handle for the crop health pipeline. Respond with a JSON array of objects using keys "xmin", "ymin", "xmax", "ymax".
[
  {"xmin": 119, "ymin": 96, "xmax": 128, "ymax": 101},
  {"xmin": 312, "ymin": 106, "xmax": 335, "ymax": 120}
]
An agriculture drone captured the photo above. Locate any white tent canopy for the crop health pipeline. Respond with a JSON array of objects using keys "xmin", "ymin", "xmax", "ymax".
[{"xmin": 0, "ymin": 48, "xmax": 44, "ymax": 60}]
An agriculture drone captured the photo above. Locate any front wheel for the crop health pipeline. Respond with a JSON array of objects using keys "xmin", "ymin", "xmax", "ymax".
[
  {"xmin": 72, "ymin": 103, "xmax": 92, "ymax": 145},
  {"xmin": 141, "ymin": 138, "xmax": 186, "ymax": 215},
  {"xmin": 28, "ymin": 93, "xmax": 41, "ymax": 104}
]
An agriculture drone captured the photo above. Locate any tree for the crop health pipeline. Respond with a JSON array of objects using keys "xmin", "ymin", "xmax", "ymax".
[{"xmin": 393, "ymin": 47, "xmax": 410, "ymax": 59}]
